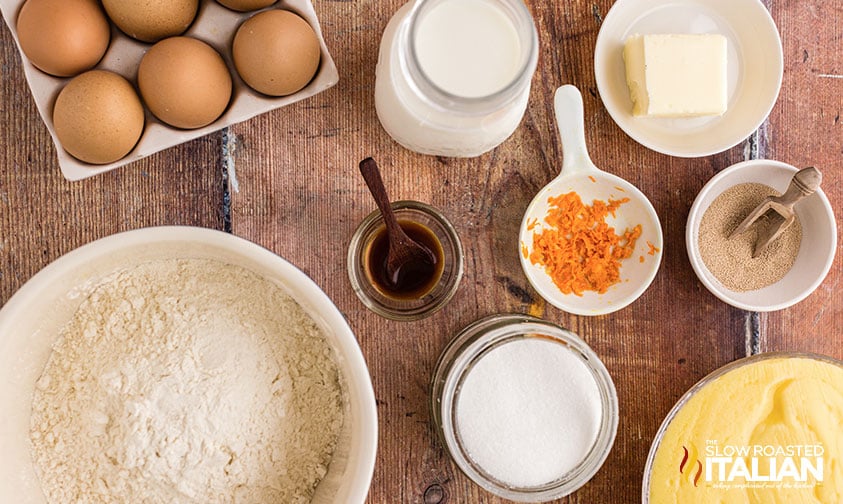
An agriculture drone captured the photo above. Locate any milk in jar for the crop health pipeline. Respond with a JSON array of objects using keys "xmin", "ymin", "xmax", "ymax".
[{"xmin": 374, "ymin": 0, "xmax": 538, "ymax": 157}]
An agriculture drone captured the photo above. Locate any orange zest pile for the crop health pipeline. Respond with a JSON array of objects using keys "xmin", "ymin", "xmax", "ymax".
[{"xmin": 526, "ymin": 191, "xmax": 642, "ymax": 296}]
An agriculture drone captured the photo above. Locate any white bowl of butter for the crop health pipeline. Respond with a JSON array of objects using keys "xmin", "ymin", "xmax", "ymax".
[{"xmin": 594, "ymin": 0, "xmax": 783, "ymax": 157}]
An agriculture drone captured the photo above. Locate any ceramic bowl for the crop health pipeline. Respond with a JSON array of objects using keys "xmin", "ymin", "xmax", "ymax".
[
  {"xmin": 519, "ymin": 86, "xmax": 663, "ymax": 316},
  {"xmin": 686, "ymin": 160, "xmax": 836, "ymax": 311},
  {"xmin": 0, "ymin": 226, "xmax": 377, "ymax": 504},
  {"xmin": 594, "ymin": 0, "xmax": 783, "ymax": 157},
  {"xmin": 641, "ymin": 352, "xmax": 843, "ymax": 502}
]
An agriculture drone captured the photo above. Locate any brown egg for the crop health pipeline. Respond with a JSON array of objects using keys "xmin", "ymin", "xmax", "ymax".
[
  {"xmin": 216, "ymin": 0, "xmax": 277, "ymax": 12},
  {"xmin": 233, "ymin": 10, "xmax": 321, "ymax": 97},
  {"xmin": 102, "ymin": 0, "xmax": 198, "ymax": 43},
  {"xmin": 138, "ymin": 37, "xmax": 232, "ymax": 129},
  {"xmin": 53, "ymin": 70, "xmax": 145, "ymax": 164},
  {"xmin": 16, "ymin": 0, "xmax": 111, "ymax": 77}
]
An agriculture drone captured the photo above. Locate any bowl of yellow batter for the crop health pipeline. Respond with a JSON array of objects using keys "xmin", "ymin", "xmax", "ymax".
[{"xmin": 643, "ymin": 352, "xmax": 843, "ymax": 503}]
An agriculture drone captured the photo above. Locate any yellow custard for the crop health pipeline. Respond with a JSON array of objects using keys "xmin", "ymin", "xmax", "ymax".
[{"xmin": 648, "ymin": 356, "xmax": 843, "ymax": 504}]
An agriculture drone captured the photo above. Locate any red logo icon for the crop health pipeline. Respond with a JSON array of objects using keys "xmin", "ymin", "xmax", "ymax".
[{"xmin": 680, "ymin": 446, "xmax": 703, "ymax": 487}]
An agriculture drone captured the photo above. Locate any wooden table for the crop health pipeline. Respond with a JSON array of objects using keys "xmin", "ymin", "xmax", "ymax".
[{"xmin": 1, "ymin": 1, "xmax": 841, "ymax": 502}]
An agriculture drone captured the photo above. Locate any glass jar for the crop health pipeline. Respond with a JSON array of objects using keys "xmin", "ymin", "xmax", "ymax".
[
  {"xmin": 642, "ymin": 352, "xmax": 843, "ymax": 503},
  {"xmin": 347, "ymin": 200, "xmax": 463, "ymax": 321},
  {"xmin": 374, "ymin": 0, "xmax": 539, "ymax": 157},
  {"xmin": 430, "ymin": 314, "xmax": 619, "ymax": 501}
]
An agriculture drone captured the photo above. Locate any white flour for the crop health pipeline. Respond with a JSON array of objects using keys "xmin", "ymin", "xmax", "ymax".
[{"xmin": 29, "ymin": 259, "xmax": 344, "ymax": 504}]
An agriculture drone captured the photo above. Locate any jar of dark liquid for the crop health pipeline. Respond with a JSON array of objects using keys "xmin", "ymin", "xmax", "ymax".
[{"xmin": 348, "ymin": 200, "xmax": 464, "ymax": 320}]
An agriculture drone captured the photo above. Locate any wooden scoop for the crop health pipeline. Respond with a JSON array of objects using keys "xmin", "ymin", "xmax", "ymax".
[
  {"xmin": 729, "ymin": 166, "xmax": 822, "ymax": 258},
  {"xmin": 358, "ymin": 157, "xmax": 436, "ymax": 289}
]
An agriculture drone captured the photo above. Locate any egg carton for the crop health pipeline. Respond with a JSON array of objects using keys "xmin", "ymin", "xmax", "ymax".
[{"xmin": 0, "ymin": 0, "xmax": 338, "ymax": 181}]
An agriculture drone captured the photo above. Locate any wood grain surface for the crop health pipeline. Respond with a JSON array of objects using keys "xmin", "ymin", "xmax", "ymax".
[{"xmin": 1, "ymin": 1, "xmax": 841, "ymax": 503}]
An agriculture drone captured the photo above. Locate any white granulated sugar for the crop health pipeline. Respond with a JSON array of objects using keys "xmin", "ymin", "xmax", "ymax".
[
  {"xmin": 455, "ymin": 338, "xmax": 602, "ymax": 488},
  {"xmin": 29, "ymin": 259, "xmax": 344, "ymax": 504}
]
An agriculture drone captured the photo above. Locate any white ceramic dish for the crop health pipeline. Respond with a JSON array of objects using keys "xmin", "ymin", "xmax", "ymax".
[
  {"xmin": 594, "ymin": 0, "xmax": 783, "ymax": 157},
  {"xmin": 0, "ymin": 0, "xmax": 338, "ymax": 181},
  {"xmin": 0, "ymin": 227, "xmax": 377, "ymax": 503},
  {"xmin": 686, "ymin": 160, "xmax": 836, "ymax": 311},
  {"xmin": 519, "ymin": 85, "xmax": 662, "ymax": 316}
]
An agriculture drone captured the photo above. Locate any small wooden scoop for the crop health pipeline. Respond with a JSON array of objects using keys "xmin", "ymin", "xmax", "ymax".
[
  {"xmin": 729, "ymin": 167, "xmax": 822, "ymax": 258},
  {"xmin": 358, "ymin": 157, "xmax": 436, "ymax": 288}
]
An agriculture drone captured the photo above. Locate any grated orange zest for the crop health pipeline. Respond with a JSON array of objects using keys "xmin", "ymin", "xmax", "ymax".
[{"xmin": 528, "ymin": 191, "xmax": 642, "ymax": 296}]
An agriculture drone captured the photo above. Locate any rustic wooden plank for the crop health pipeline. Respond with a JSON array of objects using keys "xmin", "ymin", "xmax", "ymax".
[
  {"xmin": 0, "ymin": 24, "xmax": 226, "ymax": 305},
  {"xmin": 0, "ymin": 0, "xmax": 836, "ymax": 502},
  {"xmin": 512, "ymin": 2, "xmax": 750, "ymax": 502},
  {"xmin": 227, "ymin": 1, "xmax": 751, "ymax": 502},
  {"xmin": 760, "ymin": 2, "xmax": 843, "ymax": 358}
]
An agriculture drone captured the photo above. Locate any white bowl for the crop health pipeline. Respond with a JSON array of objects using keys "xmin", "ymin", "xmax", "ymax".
[
  {"xmin": 594, "ymin": 0, "xmax": 783, "ymax": 157},
  {"xmin": 519, "ymin": 86, "xmax": 663, "ymax": 316},
  {"xmin": 0, "ymin": 227, "xmax": 377, "ymax": 503},
  {"xmin": 641, "ymin": 352, "xmax": 843, "ymax": 503},
  {"xmin": 686, "ymin": 160, "xmax": 837, "ymax": 311}
]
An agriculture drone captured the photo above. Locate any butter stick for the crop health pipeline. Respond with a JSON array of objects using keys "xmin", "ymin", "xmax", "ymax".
[{"xmin": 623, "ymin": 33, "xmax": 727, "ymax": 118}]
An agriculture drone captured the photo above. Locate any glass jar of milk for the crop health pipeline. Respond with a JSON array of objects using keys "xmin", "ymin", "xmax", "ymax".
[{"xmin": 375, "ymin": 0, "xmax": 539, "ymax": 157}]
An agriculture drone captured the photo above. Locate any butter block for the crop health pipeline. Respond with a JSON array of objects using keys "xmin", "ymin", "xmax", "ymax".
[{"xmin": 623, "ymin": 34, "xmax": 727, "ymax": 117}]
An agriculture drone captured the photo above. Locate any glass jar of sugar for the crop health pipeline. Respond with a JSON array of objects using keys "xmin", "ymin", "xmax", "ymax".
[
  {"xmin": 374, "ymin": 0, "xmax": 539, "ymax": 157},
  {"xmin": 431, "ymin": 314, "xmax": 618, "ymax": 501}
]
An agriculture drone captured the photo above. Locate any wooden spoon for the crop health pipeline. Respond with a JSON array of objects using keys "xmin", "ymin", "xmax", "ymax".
[
  {"xmin": 358, "ymin": 157, "xmax": 436, "ymax": 289},
  {"xmin": 729, "ymin": 166, "xmax": 821, "ymax": 258}
]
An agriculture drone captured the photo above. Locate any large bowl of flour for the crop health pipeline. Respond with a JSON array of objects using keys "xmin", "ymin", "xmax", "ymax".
[{"xmin": 0, "ymin": 226, "xmax": 377, "ymax": 504}]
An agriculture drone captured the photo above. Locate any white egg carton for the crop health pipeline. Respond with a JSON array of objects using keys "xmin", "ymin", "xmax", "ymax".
[{"xmin": 0, "ymin": 0, "xmax": 338, "ymax": 181}]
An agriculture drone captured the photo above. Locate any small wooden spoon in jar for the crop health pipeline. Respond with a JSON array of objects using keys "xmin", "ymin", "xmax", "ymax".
[{"xmin": 358, "ymin": 157, "xmax": 436, "ymax": 291}]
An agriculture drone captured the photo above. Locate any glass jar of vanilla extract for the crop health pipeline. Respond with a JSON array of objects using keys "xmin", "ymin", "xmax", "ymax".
[{"xmin": 347, "ymin": 200, "xmax": 463, "ymax": 320}]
